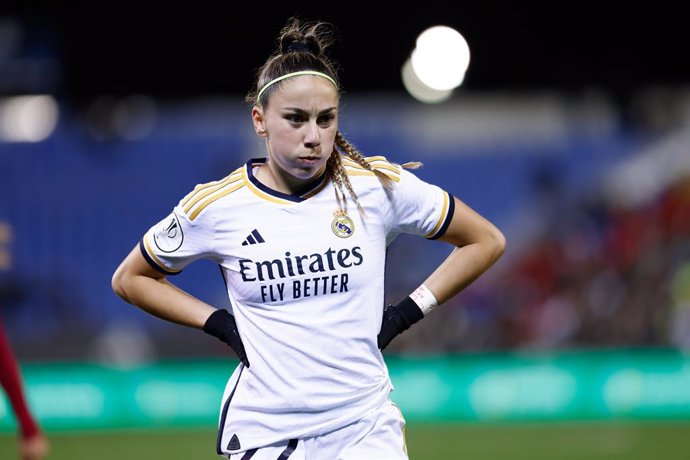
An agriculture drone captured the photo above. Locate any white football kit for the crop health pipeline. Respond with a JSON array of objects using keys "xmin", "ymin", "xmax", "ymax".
[{"xmin": 140, "ymin": 156, "xmax": 455, "ymax": 457}]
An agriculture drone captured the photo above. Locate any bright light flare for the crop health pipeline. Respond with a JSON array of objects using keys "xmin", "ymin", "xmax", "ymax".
[
  {"xmin": 410, "ymin": 25, "xmax": 470, "ymax": 91},
  {"xmin": 0, "ymin": 95, "xmax": 59, "ymax": 142},
  {"xmin": 401, "ymin": 58, "xmax": 453, "ymax": 104}
]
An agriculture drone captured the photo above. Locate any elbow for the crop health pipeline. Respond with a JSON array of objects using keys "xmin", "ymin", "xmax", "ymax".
[
  {"xmin": 488, "ymin": 226, "xmax": 507, "ymax": 264},
  {"xmin": 111, "ymin": 267, "xmax": 131, "ymax": 303}
]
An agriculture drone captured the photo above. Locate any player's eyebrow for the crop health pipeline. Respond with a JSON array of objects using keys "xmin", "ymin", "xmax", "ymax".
[{"xmin": 281, "ymin": 107, "xmax": 337, "ymax": 116}]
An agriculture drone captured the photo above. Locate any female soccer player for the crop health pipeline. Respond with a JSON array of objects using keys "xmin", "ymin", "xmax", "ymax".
[{"xmin": 112, "ymin": 17, "xmax": 505, "ymax": 459}]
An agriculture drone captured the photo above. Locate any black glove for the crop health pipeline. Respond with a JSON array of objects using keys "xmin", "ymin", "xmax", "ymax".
[
  {"xmin": 377, "ymin": 296, "xmax": 424, "ymax": 350},
  {"xmin": 203, "ymin": 309, "xmax": 250, "ymax": 367}
]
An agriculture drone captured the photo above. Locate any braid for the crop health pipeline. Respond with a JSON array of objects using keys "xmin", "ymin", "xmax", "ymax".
[
  {"xmin": 326, "ymin": 151, "xmax": 349, "ymax": 213},
  {"xmin": 327, "ymin": 130, "xmax": 424, "ymax": 217},
  {"xmin": 335, "ymin": 131, "xmax": 395, "ymax": 189},
  {"xmin": 327, "ymin": 147, "xmax": 365, "ymax": 216}
]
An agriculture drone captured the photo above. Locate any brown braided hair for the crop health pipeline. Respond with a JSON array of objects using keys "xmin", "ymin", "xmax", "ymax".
[{"xmin": 247, "ymin": 17, "xmax": 421, "ymax": 215}]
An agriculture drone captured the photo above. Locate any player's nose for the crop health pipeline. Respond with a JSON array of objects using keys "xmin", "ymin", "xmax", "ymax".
[{"xmin": 303, "ymin": 121, "xmax": 321, "ymax": 147}]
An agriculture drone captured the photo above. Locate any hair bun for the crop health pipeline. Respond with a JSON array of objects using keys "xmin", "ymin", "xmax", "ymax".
[{"xmin": 285, "ymin": 41, "xmax": 312, "ymax": 54}]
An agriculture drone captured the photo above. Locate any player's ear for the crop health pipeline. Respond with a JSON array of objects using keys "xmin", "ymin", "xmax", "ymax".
[{"xmin": 252, "ymin": 106, "xmax": 267, "ymax": 137}]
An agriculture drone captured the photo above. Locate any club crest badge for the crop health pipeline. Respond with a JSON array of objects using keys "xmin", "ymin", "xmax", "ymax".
[
  {"xmin": 153, "ymin": 212, "xmax": 184, "ymax": 252},
  {"xmin": 331, "ymin": 210, "xmax": 354, "ymax": 238}
]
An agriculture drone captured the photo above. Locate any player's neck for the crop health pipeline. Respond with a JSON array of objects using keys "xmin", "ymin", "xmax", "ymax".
[{"xmin": 255, "ymin": 162, "xmax": 323, "ymax": 195}]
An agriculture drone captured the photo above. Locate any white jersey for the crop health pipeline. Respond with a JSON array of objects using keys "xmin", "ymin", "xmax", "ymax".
[{"xmin": 140, "ymin": 156, "xmax": 454, "ymax": 455}]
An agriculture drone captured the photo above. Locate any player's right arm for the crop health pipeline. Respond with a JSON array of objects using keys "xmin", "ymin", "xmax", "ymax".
[
  {"xmin": 112, "ymin": 247, "xmax": 250, "ymax": 367},
  {"xmin": 111, "ymin": 245, "xmax": 215, "ymax": 329},
  {"xmin": 111, "ymin": 203, "xmax": 250, "ymax": 366}
]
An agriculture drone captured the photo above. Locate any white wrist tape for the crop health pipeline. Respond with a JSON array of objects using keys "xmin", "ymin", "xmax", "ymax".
[{"xmin": 409, "ymin": 284, "xmax": 438, "ymax": 316}]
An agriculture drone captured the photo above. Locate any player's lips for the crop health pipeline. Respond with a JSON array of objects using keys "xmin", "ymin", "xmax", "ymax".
[{"xmin": 297, "ymin": 156, "xmax": 321, "ymax": 164}]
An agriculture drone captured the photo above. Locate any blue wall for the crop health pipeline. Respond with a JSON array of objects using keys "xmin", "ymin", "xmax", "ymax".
[{"xmin": 0, "ymin": 97, "xmax": 644, "ymax": 358}]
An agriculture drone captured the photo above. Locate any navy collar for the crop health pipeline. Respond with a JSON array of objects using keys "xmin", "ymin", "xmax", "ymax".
[{"xmin": 245, "ymin": 158, "xmax": 328, "ymax": 202}]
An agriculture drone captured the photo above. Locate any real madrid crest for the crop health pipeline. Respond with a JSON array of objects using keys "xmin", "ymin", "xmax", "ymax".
[{"xmin": 331, "ymin": 210, "xmax": 354, "ymax": 238}]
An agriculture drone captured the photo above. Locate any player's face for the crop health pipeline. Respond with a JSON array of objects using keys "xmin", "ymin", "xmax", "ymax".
[{"xmin": 253, "ymin": 75, "xmax": 339, "ymax": 187}]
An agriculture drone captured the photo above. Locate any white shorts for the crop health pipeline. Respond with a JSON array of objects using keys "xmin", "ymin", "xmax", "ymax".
[{"xmin": 227, "ymin": 400, "xmax": 408, "ymax": 460}]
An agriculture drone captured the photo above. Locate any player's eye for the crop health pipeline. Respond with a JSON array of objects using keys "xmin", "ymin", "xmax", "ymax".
[
  {"xmin": 318, "ymin": 114, "xmax": 335, "ymax": 126},
  {"xmin": 285, "ymin": 114, "xmax": 305, "ymax": 124}
]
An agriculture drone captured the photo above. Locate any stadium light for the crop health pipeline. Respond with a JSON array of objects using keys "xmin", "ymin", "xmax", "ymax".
[
  {"xmin": 401, "ymin": 58, "xmax": 453, "ymax": 104},
  {"xmin": 0, "ymin": 95, "xmax": 59, "ymax": 142},
  {"xmin": 410, "ymin": 25, "xmax": 470, "ymax": 91}
]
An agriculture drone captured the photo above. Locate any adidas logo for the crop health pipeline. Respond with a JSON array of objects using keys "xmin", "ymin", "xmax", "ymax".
[
  {"xmin": 241, "ymin": 229, "xmax": 265, "ymax": 246},
  {"xmin": 227, "ymin": 433, "xmax": 241, "ymax": 450}
]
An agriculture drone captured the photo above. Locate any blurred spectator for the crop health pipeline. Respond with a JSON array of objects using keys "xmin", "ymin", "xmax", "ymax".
[
  {"xmin": 384, "ymin": 167, "xmax": 690, "ymax": 354},
  {"xmin": 483, "ymin": 172, "xmax": 690, "ymax": 351},
  {"xmin": 0, "ymin": 222, "xmax": 50, "ymax": 460},
  {"xmin": 0, "ymin": 315, "xmax": 50, "ymax": 460}
]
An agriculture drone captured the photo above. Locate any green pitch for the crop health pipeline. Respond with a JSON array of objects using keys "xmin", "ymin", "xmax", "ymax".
[{"xmin": 1, "ymin": 421, "xmax": 688, "ymax": 459}]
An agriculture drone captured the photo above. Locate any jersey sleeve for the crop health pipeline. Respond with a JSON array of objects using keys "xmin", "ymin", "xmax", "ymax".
[
  {"xmin": 139, "ymin": 204, "xmax": 216, "ymax": 275},
  {"xmin": 387, "ymin": 168, "xmax": 455, "ymax": 241}
]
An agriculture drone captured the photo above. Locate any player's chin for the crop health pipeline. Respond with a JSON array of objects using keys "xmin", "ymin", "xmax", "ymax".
[{"xmin": 292, "ymin": 158, "xmax": 327, "ymax": 177}]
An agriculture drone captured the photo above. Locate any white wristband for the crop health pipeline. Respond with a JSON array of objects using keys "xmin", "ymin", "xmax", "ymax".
[{"xmin": 409, "ymin": 284, "xmax": 438, "ymax": 316}]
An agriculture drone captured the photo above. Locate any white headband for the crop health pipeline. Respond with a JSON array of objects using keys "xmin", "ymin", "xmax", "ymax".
[{"xmin": 256, "ymin": 70, "xmax": 338, "ymax": 103}]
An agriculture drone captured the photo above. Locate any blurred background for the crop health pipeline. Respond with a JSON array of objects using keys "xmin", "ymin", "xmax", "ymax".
[{"xmin": 1, "ymin": 3, "xmax": 689, "ymax": 459}]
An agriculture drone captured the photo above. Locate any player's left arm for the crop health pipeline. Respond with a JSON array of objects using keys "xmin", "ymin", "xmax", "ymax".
[
  {"xmin": 423, "ymin": 195, "xmax": 506, "ymax": 304},
  {"xmin": 378, "ymin": 195, "xmax": 505, "ymax": 350}
]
